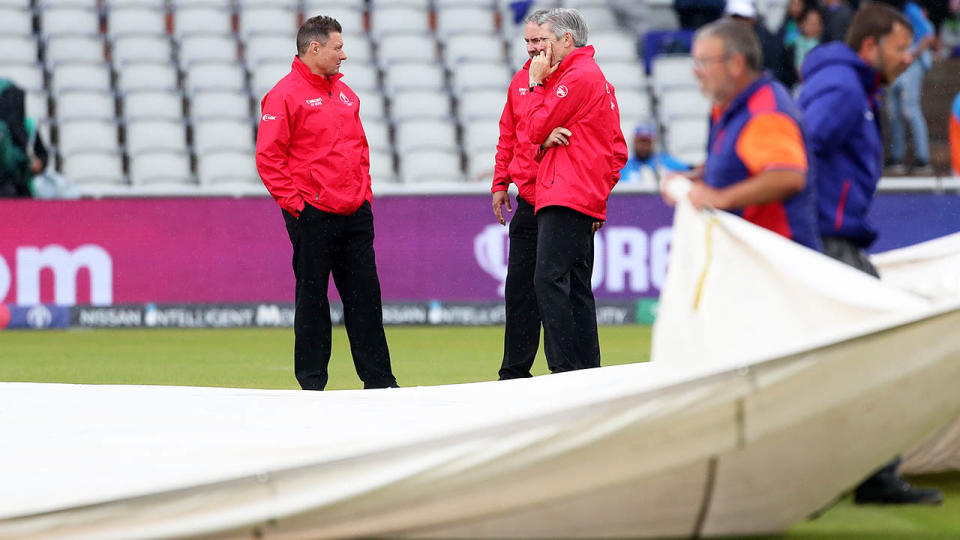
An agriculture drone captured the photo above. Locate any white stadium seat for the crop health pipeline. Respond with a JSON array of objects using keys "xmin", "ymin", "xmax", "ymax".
[
  {"xmin": 576, "ymin": 6, "xmax": 618, "ymax": 31},
  {"xmin": 400, "ymin": 149, "xmax": 463, "ymax": 183},
  {"xmin": 457, "ymin": 88, "xmax": 505, "ymax": 122},
  {"xmin": 26, "ymin": 90, "xmax": 49, "ymax": 121},
  {"xmin": 51, "ymin": 62, "xmax": 111, "ymax": 94},
  {"xmin": 179, "ymin": 34, "xmax": 240, "ymax": 65},
  {"xmin": 602, "ymin": 61, "xmax": 647, "ymax": 91},
  {"xmin": 239, "ymin": 7, "xmax": 299, "ymax": 38},
  {"xmin": 354, "ymin": 89, "xmax": 385, "ymax": 121},
  {"xmin": 117, "ymin": 62, "xmax": 179, "ymax": 93},
  {"xmin": 198, "ymin": 150, "xmax": 259, "ymax": 185},
  {"xmin": 40, "ymin": 7, "xmax": 99, "ymax": 37},
  {"xmin": 62, "ymin": 151, "xmax": 126, "ymax": 185},
  {"xmin": 462, "ymin": 118, "xmax": 500, "ymax": 153},
  {"xmin": 338, "ymin": 62, "xmax": 379, "ymax": 92},
  {"xmin": 342, "ymin": 34, "xmax": 374, "ymax": 64},
  {"xmin": 192, "ymin": 119, "xmax": 255, "ymax": 154},
  {"xmin": 394, "ymin": 119, "xmax": 457, "ymax": 154},
  {"xmin": 173, "ymin": 7, "xmax": 233, "ymax": 38},
  {"xmin": 368, "ymin": 150, "xmax": 396, "ymax": 184},
  {"xmin": 370, "ymin": 7, "xmax": 430, "ymax": 38},
  {"xmin": 111, "ymin": 35, "xmax": 174, "ymax": 67},
  {"xmin": 466, "ymin": 147, "xmax": 497, "ymax": 181},
  {"xmin": 377, "ymin": 33, "xmax": 438, "ymax": 67},
  {"xmin": 664, "ymin": 116, "xmax": 708, "ymax": 164},
  {"xmin": 362, "ymin": 119, "xmax": 391, "ymax": 153},
  {"xmin": 391, "ymin": 89, "xmax": 452, "ymax": 121},
  {"xmin": 107, "ymin": 6, "xmax": 167, "ymax": 37},
  {"xmin": 45, "ymin": 35, "xmax": 106, "ymax": 67},
  {"xmin": 55, "ymin": 90, "xmax": 116, "ymax": 122},
  {"xmin": 435, "ymin": 7, "xmax": 497, "ymax": 37},
  {"xmin": 126, "ymin": 119, "xmax": 189, "ymax": 155},
  {"xmin": 123, "ymin": 90, "xmax": 184, "ymax": 121},
  {"xmin": 190, "ymin": 90, "xmax": 251, "ymax": 121},
  {"xmin": 382, "ymin": 62, "xmax": 443, "ymax": 93},
  {"xmin": 58, "ymin": 119, "xmax": 120, "ymax": 155},
  {"xmin": 251, "ymin": 60, "xmax": 292, "ymax": 98},
  {"xmin": 0, "ymin": 63, "xmax": 45, "ymax": 92},
  {"xmin": 185, "ymin": 61, "xmax": 247, "ymax": 93},
  {"xmin": 590, "ymin": 31, "xmax": 639, "ymax": 63},
  {"xmin": 303, "ymin": 3, "xmax": 364, "ymax": 31},
  {"xmin": 616, "ymin": 89, "xmax": 653, "ymax": 119},
  {"xmin": 443, "ymin": 33, "xmax": 505, "ymax": 67},
  {"xmin": 658, "ymin": 87, "xmax": 711, "ymax": 122},
  {"xmin": 0, "ymin": 36, "xmax": 38, "ymax": 63},
  {"xmin": 129, "ymin": 150, "xmax": 194, "ymax": 184},
  {"xmin": 244, "ymin": 35, "xmax": 295, "ymax": 66},
  {"xmin": 451, "ymin": 61, "xmax": 511, "ymax": 93},
  {"xmin": 651, "ymin": 54, "xmax": 697, "ymax": 95}
]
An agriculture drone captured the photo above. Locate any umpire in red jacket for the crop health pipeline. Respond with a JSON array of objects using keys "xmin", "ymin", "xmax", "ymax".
[
  {"xmin": 525, "ymin": 8, "xmax": 629, "ymax": 372},
  {"xmin": 256, "ymin": 16, "xmax": 398, "ymax": 391}
]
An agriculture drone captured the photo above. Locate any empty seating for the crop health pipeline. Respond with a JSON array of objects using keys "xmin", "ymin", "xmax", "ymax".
[
  {"xmin": 0, "ymin": 7, "xmax": 33, "ymax": 36},
  {"xmin": 664, "ymin": 117, "xmax": 708, "ymax": 164},
  {"xmin": 400, "ymin": 150, "xmax": 463, "ymax": 183},
  {"xmin": 436, "ymin": 7, "xmax": 497, "ymax": 37},
  {"xmin": 602, "ymin": 61, "xmax": 647, "ymax": 91},
  {"xmin": 338, "ymin": 62, "xmax": 380, "ymax": 92},
  {"xmin": 180, "ymin": 34, "xmax": 240, "ymax": 65},
  {"xmin": 394, "ymin": 119, "xmax": 457, "ymax": 153},
  {"xmin": 443, "ymin": 33, "xmax": 505, "ymax": 67},
  {"xmin": 25, "ymin": 91, "xmax": 49, "ymax": 121},
  {"xmin": 651, "ymin": 54, "xmax": 696, "ymax": 95},
  {"xmin": 457, "ymin": 88, "xmax": 505, "ymax": 122},
  {"xmin": 190, "ymin": 90, "xmax": 250, "ymax": 121},
  {"xmin": 198, "ymin": 150, "xmax": 259, "ymax": 184},
  {"xmin": 658, "ymin": 88, "xmax": 710, "ymax": 121},
  {"xmin": 126, "ymin": 118, "xmax": 189, "ymax": 154},
  {"xmin": 185, "ymin": 61, "xmax": 246, "ymax": 93},
  {"xmin": 123, "ymin": 90, "xmax": 184, "ymax": 121},
  {"xmin": 377, "ymin": 33, "xmax": 438, "ymax": 67},
  {"xmin": 304, "ymin": 3, "xmax": 364, "ymax": 31},
  {"xmin": 244, "ymin": 35, "xmax": 294, "ymax": 66},
  {"xmin": 368, "ymin": 150, "xmax": 396, "ymax": 184},
  {"xmin": 192, "ymin": 119, "xmax": 255, "ymax": 154},
  {"xmin": 390, "ymin": 89, "xmax": 452, "ymax": 121},
  {"xmin": 616, "ymin": 89, "xmax": 653, "ymax": 119},
  {"xmin": 0, "ymin": 36, "xmax": 38, "ymax": 63},
  {"xmin": 0, "ymin": 63, "xmax": 45, "ymax": 92},
  {"xmin": 354, "ymin": 89, "xmax": 385, "ymax": 121},
  {"xmin": 383, "ymin": 62, "xmax": 443, "ymax": 94},
  {"xmin": 40, "ymin": 7, "xmax": 99, "ymax": 37},
  {"xmin": 58, "ymin": 119, "xmax": 120, "ymax": 155},
  {"xmin": 451, "ymin": 61, "xmax": 510, "ymax": 93},
  {"xmin": 106, "ymin": 6, "xmax": 167, "ymax": 37},
  {"xmin": 129, "ymin": 150, "xmax": 193, "ymax": 184},
  {"xmin": 173, "ymin": 6, "xmax": 233, "ymax": 38},
  {"xmin": 251, "ymin": 60, "xmax": 292, "ymax": 98},
  {"xmin": 111, "ymin": 35, "xmax": 174, "ymax": 67},
  {"xmin": 62, "ymin": 151, "xmax": 126, "ymax": 185},
  {"xmin": 591, "ymin": 31, "xmax": 639, "ymax": 63},
  {"xmin": 370, "ymin": 7, "xmax": 429, "ymax": 38},
  {"xmin": 466, "ymin": 148, "xmax": 496, "ymax": 181},
  {"xmin": 577, "ymin": 6, "xmax": 618, "ymax": 31},
  {"xmin": 462, "ymin": 118, "xmax": 499, "ymax": 153},
  {"xmin": 117, "ymin": 62, "xmax": 179, "ymax": 93},
  {"xmin": 362, "ymin": 119, "xmax": 391, "ymax": 153},
  {"xmin": 51, "ymin": 63, "xmax": 111, "ymax": 94},
  {"xmin": 342, "ymin": 34, "xmax": 373, "ymax": 63},
  {"xmin": 55, "ymin": 90, "xmax": 115, "ymax": 122},
  {"xmin": 239, "ymin": 6, "xmax": 299, "ymax": 38},
  {"xmin": 45, "ymin": 35, "xmax": 105, "ymax": 66}
]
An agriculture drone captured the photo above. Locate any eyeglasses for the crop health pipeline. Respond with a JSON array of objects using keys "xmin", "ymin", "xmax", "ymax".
[
  {"xmin": 525, "ymin": 36, "xmax": 557, "ymax": 46},
  {"xmin": 692, "ymin": 54, "xmax": 730, "ymax": 69}
]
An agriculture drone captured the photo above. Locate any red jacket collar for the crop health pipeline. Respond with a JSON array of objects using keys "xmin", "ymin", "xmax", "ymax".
[
  {"xmin": 292, "ymin": 56, "xmax": 343, "ymax": 91},
  {"xmin": 544, "ymin": 45, "xmax": 595, "ymax": 84}
]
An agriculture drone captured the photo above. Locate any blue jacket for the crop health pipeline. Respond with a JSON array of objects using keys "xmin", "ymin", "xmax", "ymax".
[
  {"xmin": 798, "ymin": 42, "xmax": 883, "ymax": 248},
  {"xmin": 705, "ymin": 74, "xmax": 821, "ymax": 251}
]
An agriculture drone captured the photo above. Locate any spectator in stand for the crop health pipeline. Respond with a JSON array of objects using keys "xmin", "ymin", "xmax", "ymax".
[
  {"xmin": 880, "ymin": 0, "xmax": 936, "ymax": 175},
  {"xmin": 0, "ymin": 78, "xmax": 31, "ymax": 198},
  {"xmin": 725, "ymin": 0, "xmax": 792, "ymax": 88},
  {"xmin": 822, "ymin": 0, "xmax": 855, "ymax": 42},
  {"xmin": 674, "ymin": 0, "xmax": 726, "ymax": 30},
  {"xmin": 778, "ymin": 0, "xmax": 808, "ymax": 51},
  {"xmin": 620, "ymin": 122, "xmax": 690, "ymax": 188},
  {"xmin": 951, "ymin": 91, "xmax": 960, "ymax": 176},
  {"xmin": 788, "ymin": 6, "xmax": 824, "ymax": 82}
]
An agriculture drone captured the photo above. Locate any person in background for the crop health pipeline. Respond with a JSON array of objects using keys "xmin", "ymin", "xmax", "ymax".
[
  {"xmin": 256, "ymin": 16, "xmax": 399, "ymax": 391},
  {"xmin": 619, "ymin": 122, "xmax": 690, "ymax": 188},
  {"xmin": 491, "ymin": 9, "xmax": 551, "ymax": 380},
  {"xmin": 790, "ymin": 6, "xmax": 824, "ymax": 78},
  {"xmin": 664, "ymin": 19, "xmax": 820, "ymax": 251},
  {"xmin": 950, "ymin": 90, "xmax": 960, "ymax": 176},
  {"xmin": 725, "ymin": 0, "xmax": 792, "ymax": 88},
  {"xmin": 798, "ymin": 2, "xmax": 942, "ymax": 504},
  {"xmin": 881, "ymin": 0, "xmax": 936, "ymax": 175},
  {"xmin": 823, "ymin": 0, "xmax": 855, "ymax": 42},
  {"xmin": 674, "ymin": 0, "xmax": 726, "ymax": 30},
  {"xmin": 0, "ymin": 78, "xmax": 31, "ymax": 198}
]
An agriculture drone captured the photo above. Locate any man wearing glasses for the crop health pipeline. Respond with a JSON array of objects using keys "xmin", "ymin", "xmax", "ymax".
[{"xmin": 665, "ymin": 18, "xmax": 820, "ymax": 252}]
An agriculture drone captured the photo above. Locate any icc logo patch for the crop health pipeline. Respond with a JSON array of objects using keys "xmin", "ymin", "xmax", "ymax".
[{"xmin": 556, "ymin": 85, "xmax": 568, "ymax": 98}]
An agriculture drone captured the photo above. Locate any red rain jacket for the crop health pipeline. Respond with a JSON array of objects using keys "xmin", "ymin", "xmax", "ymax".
[
  {"xmin": 256, "ymin": 57, "xmax": 371, "ymax": 217},
  {"xmin": 492, "ymin": 60, "xmax": 540, "ymax": 204},
  {"xmin": 525, "ymin": 46, "xmax": 628, "ymax": 220}
]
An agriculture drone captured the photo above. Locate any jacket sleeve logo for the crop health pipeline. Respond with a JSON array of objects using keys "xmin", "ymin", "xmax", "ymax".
[
  {"xmin": 261, "ymin": 113, "xmax": 277, "ymax": 121},
  {"xmin": 556, "ymin": 85, "xmax": 568, "ymax": 98}
]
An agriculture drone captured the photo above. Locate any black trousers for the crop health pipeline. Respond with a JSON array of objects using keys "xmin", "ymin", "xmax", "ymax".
[
  {"xmin": 822, "ymin": 236, "xmax": 900, "ymax": 483},
  {"xmin": 534, "ymin": 205, "xmax": 600, "ymax": 373},
  {"xmin": 499, "ymin": 196, "xmax": 542, "ymax": 380},
  {"xmin": 283, "ymin": 201, "xmax": 397, "ymax": 390}
]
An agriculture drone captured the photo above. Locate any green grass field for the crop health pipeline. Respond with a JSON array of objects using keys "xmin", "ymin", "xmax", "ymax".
[{"xmin": 2, "ymin": 326, "xmax": 958, "ymax": 538}]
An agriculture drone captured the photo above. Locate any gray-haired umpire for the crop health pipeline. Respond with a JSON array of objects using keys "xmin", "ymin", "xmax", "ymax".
[{"xmin": 256, "ymin": 16, "xmax": 398, "ymax": 391}]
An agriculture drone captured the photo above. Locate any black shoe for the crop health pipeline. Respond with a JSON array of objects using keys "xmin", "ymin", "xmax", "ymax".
[{"xmin": 854, "ymin": 476, "xmax": 943, "ymax": 505}]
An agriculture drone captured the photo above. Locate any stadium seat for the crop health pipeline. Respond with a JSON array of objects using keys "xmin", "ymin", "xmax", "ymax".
[
  {"xmin": 457, "ymin": 88, "xmax": 504, "ymax": 122},
  {"xmin": 38, "ymin": 0, "xmax": 97, "ymax": 6},
  {"xmin": 111, "ymin": 35, "xmax": 175, "ymax": 67},
  {"xmin": 184, "ymin": 61, "xmax": 247, "ymax": 93},
  {"xmin": 648, "ymin": 3, "xmax": 680, "ymax": 30},
  {"xmin": 239, "ymin": 6, "xmax": 299, "ymax": 39},
  {"xmin": 126, "ymin": 118, "xmax": 189, "ymax": 155},
  {"xmin": 0, "ymin": 6, "xmax": 33, "ymax": 36},
  {"xmin": 576, "ymin": 6, "xmax": 618, "ymax": 31},
  {"xmin": 251, "ymin": 60, "xmax": 293, "ymax": 98},
  {"xmin": 450, "ymin": 61, "xmax": 511, "ymax": 93},
  {"xmin": 368, "ymin": 149, "xmax": 396, "ymax": 184},
  {"xmin": 657, "ymin": 87, "xmax": 710, "ymax": 122},
  {"xmin": 664, "ymin": 116, "xmax": 708, "ymax": 163},
  {"xmin": 373, "ymin": 0, "xmax": 431, "ymax": 7},
  {"xmin": 117, "ymin": 62, "xmax": 179, "ymax": 93},
  {"xmin": 40, "ymin": 7, "xmax": 99, "ymax": 37},
  {"xmin": 0, "ymin": 63, "xmax": 45, "ymax": 92},
  {"xmin": 26, "ymin": 90, "xmax": 49, "ymax": 122},
  {"xmin": 189, "ymin": 90, "xmax": 250, "ymax": 121},
  {"xmin": 370, "ymin": 7, "xmax": 430, "ymax": 38},
  {"xmin": 466, "ymin": 148, "xmax": 497, "ymax": 181},
  {"xmin": 342, "ymin": 34, "xmax": 374, "ymax": 64},
  {"xmin": 109, "ymin": 0, "xmax": 166, "ymax": 6},
  {"xmin": 390, "ymin": 89, "xmax": 452, "ymax": 121},
  {"xmin": 62, "ymin": 151, "xmax": 126, "ymax": 185},
  {"xmin": 129, "ymin": 150, "xmax": 194, "ymax": 185},
  {"xmin": 443, "ymin": 33, "xmax": 505, "ymax": 67},
  {"xmin": 362, "ymin": 119, "xmax": 391, "ymax": 153},
  {"xmin": 377, "ymin": 33, "xmax": 438, "ymax": 67},
  {"xmin": 170, "ymin": 0, "xmax": 231, "ymax": 8},
  {"xmin": 354, "ymin": 89, "xmax": 386, "ymax": 121},
  {"xmin": 179, "ymin": 34, "xmax": 240, "ymax": 65},
  {"xmin": 57, "ymin": 119, "xmax": 120, "ymax": 155},
  {"xmin": 192, "ymin": 119, "xmax": 255, "ymax": 154},
  {"xmin": 382, "ymin": 61, "xmax": 442, "ymax": 93},
  {"xmin": 436, "ymin": 0, "xmax": 497, "ymax": 7},
  {"xmin": 55, "ymin": 90, "xmax": 116, "ymax": 122},
  {"xmin": 5, "ymin": 0, "xmax": 35, "ymax": 7},
  {"xmin": 237, "ymin": 0, "xmax": 297, "ymax": 8},
  {"xmin": 197, "ymin": 150, "xmax": 259, "ymax": 184},
  {"xmin": 616, "ymin": 88, "xmax": 653, "ymax": 119},
  {"xmin": 590, "ymin": 31, "xmax": 640, "ymax": 63},
  {"xmin": 394, "ymin": 119, "xmax": 458, "ymax": 153},
  {"xmin": 106, "ymin": 6, "xmax": 168, "ymax": 37},
  {"xmin": 435, "ymin": 7, "xmax": 497, "ymax": 38},
  {"xmin": 338, "ymin": 62, "xmax": 379, "ymax": 92},
  {"xmin": 602, "ymin": 61, "xmax": 647, "ymax": 91},
  {"xmin": 244, "ymin": 34, "xmax": 294, "ymax": 66},
  {"xmin": 173, "ymin": 7, "xmax": 233, "ymax": 38},
  {"xmin": 303, "ymin": 3, "xmax": 364, "ymax": 32},
  {"xmin": 400, "ymin": 149, "xmax": 463, "ymax": 183},
  {"xmin": 45, "ymin": 35, "xmax": 106, "ymax": 67},
  {"xmin": 51, "ymin": 62, "xmax": 112, "ymax": 94},
  {"xmin": 651, "ymin": 54, "xmax": 696, "ymax": 96},
  {"xmin": 123, "ymin": 90, "xmax": 184, "ymax": 121},
  {"xmin": 461, "ymin": 118, "xmax": 500, "ymax": 154},
  {"xmin": 0, "ymin": 36, "xmax": 38, "ymax": 63}
]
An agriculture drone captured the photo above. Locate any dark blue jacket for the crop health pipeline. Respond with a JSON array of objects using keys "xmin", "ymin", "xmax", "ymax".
[{"xmin": 797, "ymin": 42, "xmax": 883, "ymax": 248}]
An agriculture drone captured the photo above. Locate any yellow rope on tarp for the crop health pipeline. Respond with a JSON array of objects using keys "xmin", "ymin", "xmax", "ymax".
[{"xmin": 693, "ymin": 217, "xmax": 719, "ymax": 311}]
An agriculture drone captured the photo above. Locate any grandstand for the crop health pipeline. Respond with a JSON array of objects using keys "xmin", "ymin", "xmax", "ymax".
[{"xmin": 2, "ymin": 0, "xmax": 954, "ymax": 198}]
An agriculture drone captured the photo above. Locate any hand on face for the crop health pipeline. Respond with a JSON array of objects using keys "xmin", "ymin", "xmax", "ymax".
[{"xmin": 529, "ymin": 44, "xmax": 556, "ymax": 85}]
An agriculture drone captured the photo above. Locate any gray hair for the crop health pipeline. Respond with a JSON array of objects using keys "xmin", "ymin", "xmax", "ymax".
[
  {"xmin": 524, "ymin": 8, "xmax": 550, "ymax": 24},
  {"xmin": 530, "ymin": 8, "xmax": 589, "ymax": 47},
  {"xmin": 694, "ymin": 19, "xmax": 763, "ymax": 72}
]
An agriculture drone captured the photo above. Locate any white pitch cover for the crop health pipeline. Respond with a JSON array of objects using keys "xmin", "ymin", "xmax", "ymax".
[{"xmin": 1, "ymin": 183, "xmax": 959, "ymax": 538}]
